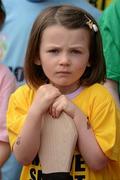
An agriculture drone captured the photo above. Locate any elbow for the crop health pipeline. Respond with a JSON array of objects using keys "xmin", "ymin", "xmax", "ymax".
[
  {"xmin": 88, "ymin": 157, "xmax": 108, "ymax": 171},
  {"xmin": 13, "ymin": 148, "xmax": 34, "ymax": 165},
  {"xmin": 13, "ymin": 143, "xmax": 38, "ymax": 165},
  {"xmin": 17, "ymin": 158, "xmax": 32, "ymax": 166},
  {"xmin": 14, "ymin": 153, "xmax": 32, "ymax": 165}
]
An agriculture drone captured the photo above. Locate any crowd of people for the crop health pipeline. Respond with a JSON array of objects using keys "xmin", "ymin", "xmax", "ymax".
[{"xmin": 0, "ymin": 0, "xmax": 120, "ymax": 180}]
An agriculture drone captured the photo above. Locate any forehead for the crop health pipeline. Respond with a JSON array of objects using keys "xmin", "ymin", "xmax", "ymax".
[{"xmin": 41, "ymin": 25, "xmax": 90, "ymax": 46}]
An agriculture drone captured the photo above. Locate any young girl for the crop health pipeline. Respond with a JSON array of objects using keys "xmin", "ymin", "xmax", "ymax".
[{"xmin": 7, "ymin": 5, "xmax": 120, "ymax": 180}]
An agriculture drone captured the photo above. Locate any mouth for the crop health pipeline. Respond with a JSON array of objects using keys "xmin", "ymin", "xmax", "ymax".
[
  {"xmin": 56, "ymin": 71, "xmax": 71, "ymax": 74},
  {"xmin": 55, "ymin": 72, "xmax": 71, "ymax": 78}
]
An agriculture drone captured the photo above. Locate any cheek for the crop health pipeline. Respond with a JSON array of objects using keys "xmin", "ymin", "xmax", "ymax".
[
  {"xmin": 42, "ymin": 64, "xmax": 49, "ymax": 74},
  {"xmin": 41, "ymin": 62, "xmax": 54, "ymax": 77},
  {"xmin": 75, "ymin": 60, "xmax": 88, "ymax": 71},
  {"xmin": 78, "ymin": 55, "xmax": 89, "ymax": 70},
  {"xmin": 74, "ymin": 61, "xmax": 89, "ymax": 77}
]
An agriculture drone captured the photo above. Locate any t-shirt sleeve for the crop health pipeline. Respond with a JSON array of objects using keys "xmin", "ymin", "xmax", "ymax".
[
  {"xmin": 90, "ymin": 96, "xmax": 120, "ymax": 161},
  {"xmin": 7, "ymin": 86, "xmax": 30, "ymax": 149}
]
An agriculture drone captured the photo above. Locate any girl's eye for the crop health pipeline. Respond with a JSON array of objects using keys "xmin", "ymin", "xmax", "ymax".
[
  {"xmin": 71, "ymin": 50, "xmax": 81, "ymax": 54},
  {"xmin": 48, "ymin": 49, "xmax": 59, "ymax": 54}
]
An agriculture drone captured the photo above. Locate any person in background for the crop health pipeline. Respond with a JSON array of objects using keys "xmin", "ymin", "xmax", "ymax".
[
  {"xmin": 7, "ymin": 5, "xmax": 120, "ymax": 180},
  {"xmin": 0, "ymin": 0, "xmax": 17, "ymax": 178},
  {"xmin": 99, "ymin": 0, "xmax": 120, "ymax": 107},
  {"xmin": 0, "ymin": 64, "xmax": 16, "ymax": 167}
]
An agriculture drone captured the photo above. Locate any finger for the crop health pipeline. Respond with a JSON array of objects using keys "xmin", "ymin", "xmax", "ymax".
[
  {"xmin": 48, "ymin": 106, "xmax": 52, "ymax": 116},
  {"xmin": 55, "ymin": 105, "xmax": 63, "ymax": 118},
  {"xmin": 51, "ymin": 102, "xmax": 63, "ymax": 118},
  {"xmin": 51, "ymin": 106, "xmax": 56, "ymax": 118}
]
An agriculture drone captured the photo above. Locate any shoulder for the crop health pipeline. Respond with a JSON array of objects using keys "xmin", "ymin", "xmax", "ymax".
[
  {"xmin": 75, "ymin": 83, "xmax": 119, "ymax": 118},
  {"xmin": 85, "ymin": 83, "xmax": 119, "ymax": 111},
  {"xmin": 76, "ymin": 83, "xmax": 116, "ymax": 107},
  {"xmin": 87, "ymin": 83, "xmax": 114, "ymax": 101},
  {"xmin": 12, "ymin": 84, "xmax": 34, "ymax": 96},
  {"xmin": 10, "ymin": 84, "xmax": 35, "ymax": 106},
  {"xmin": 88, "ymin": 83, "xmax": 111, "ymax": 94}
]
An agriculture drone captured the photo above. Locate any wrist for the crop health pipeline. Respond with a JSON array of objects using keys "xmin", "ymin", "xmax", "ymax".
[
  {"xmin": 28, "ymin": 107, "xmax": 43, "ymax": 121},
  {"xmin": 74, "ymin": 109, "xmax": 88, "ymax": 129}
]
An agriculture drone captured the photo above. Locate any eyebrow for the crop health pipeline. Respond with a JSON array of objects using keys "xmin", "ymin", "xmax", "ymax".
[{"xmin": 45, "ymin": 44, "xmax": 85, "ymax": 49}]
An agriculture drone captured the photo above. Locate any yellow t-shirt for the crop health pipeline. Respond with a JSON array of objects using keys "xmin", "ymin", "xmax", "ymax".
[
  {"xmin": 89, "ymin": 0, "xmax": 112, "ymax": 10},
  {"xmin": 7, "ymin": 83, "xmax": 120, "ymax": 180}
]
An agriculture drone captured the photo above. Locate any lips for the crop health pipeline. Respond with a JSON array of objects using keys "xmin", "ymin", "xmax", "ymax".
[
  {"xmin": 56, "ymin": 71, "xmax": 71, "ymax": 74},
  {"xmin": 55, "ymin": 72, "xmax": 71, "ymax": 78}
]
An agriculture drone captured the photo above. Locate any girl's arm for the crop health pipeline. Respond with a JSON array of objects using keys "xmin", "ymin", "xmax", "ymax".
[
  {"xmin": 73, "ymin": 110, "xmax": 108, "ymax": 170},
  {"xmin": 13, "ymin": 84, "xmax": 61, "ymax": 165},
  {"xmin": 13, "ymin": 110, "xmax": 43, "ymax": 165}
]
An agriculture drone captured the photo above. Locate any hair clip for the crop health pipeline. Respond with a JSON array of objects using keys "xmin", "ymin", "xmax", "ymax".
[
  {"xmin": 92, "ymin": 24, "xmax": 98, "ymax": 32},
  {"xmin": 85, "ymin": 15, "xmax": 98, "ymax": 32}
]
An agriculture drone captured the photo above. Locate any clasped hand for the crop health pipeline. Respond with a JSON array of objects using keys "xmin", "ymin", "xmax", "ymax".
[{"xmin": 31, "ymin": 84, "xmax": 80, "ymax": 120}]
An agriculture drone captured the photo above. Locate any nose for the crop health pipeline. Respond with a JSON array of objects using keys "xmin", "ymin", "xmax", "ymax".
[{"xmin": 59, "ymin": 53, "xmax": 70, "ymax": 66}]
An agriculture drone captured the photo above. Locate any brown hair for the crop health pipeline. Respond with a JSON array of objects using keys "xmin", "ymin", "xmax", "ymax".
[
  {"xmin": 24, "ymin": 5, "xmax": 106, "ymax": 89},
  {"xmin": 0, "ymin": 0, "xmax": 6, "ymax": 29}
]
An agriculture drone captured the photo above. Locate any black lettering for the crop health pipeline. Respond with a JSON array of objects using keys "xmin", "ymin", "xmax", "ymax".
[
  {"xmin": 32, "ymin": 154, "xmax": 40, "ymax": 166},
  {"xmin": 29, "ymin": 168, "xmax": 42, "ymax": 180},
  {"xmin": 37, "ymin": 170, "xmax": 42, "ymax": 180},
  {"xmin": 75, "ymin": 154, "xmax": 85, "ymax": 172},
  {"xmin": 9, "ymin": 67, "xmax": 24, "ymax": 82},
  {"xmin": 29, "ymin": 168, "xmax": 36, "ymax": 180},
  {"xmin": 9, "ymin": 66, "xmax": 24, "ymax": 82},
  {"xmin": 75, "ymin": 175, "xmax": 85, "ymax": 180}
]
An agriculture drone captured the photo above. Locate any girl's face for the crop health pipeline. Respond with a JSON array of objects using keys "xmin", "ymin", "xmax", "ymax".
[{"xmin": 38, "ymin": 25, "xmax": 90, "ymax": 94}]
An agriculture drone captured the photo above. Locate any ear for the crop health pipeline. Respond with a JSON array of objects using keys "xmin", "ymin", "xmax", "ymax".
[{"xmin": 34, "ymin": 58, "xmax": 41, "ymax": 65}]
